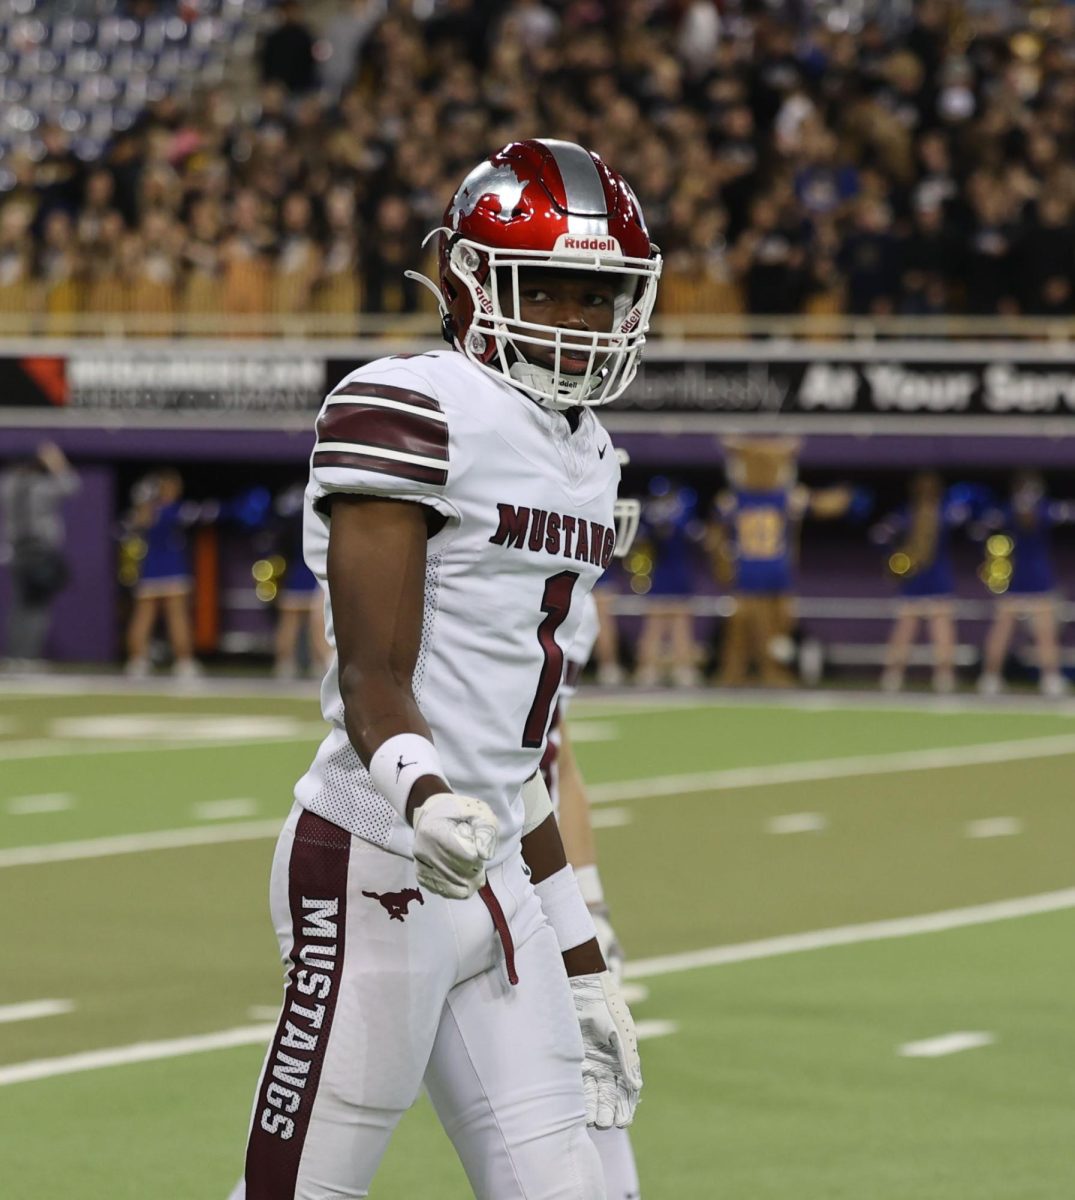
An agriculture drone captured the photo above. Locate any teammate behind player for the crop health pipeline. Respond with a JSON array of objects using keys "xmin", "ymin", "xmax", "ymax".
[
  {"xmin": 539, "ymin": 489, "xmax": 644, "ymax": 1200},
  {"xmin": 231, "ymin": 139, "xmax": 661, "ymax": 1199}
]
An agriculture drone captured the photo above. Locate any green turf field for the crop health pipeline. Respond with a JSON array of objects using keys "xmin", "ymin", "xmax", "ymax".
[{"xmin": 2, "ymin": 683, "xmax": 1073, "ymax": 1199}]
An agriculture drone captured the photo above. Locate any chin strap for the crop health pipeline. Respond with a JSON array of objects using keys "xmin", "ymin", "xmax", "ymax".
[
  {"xmin": 404, "ymin": 269, "xmax": 456, "ymax": 348},
  {"xmin": 508, "ymin": 358, "xmax": 604, "ymax": 409}
]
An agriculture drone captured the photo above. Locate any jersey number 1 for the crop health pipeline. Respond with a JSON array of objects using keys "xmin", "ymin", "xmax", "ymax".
[{"xmin": 522, "ymin": 571, "xmax": 579, "ymax": 748}]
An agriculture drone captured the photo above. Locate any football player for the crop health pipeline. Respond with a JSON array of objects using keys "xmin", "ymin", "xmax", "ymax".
[
  {"xmin": 231, "ymin": 140, "xmax": 661, "ymax": 1199},
  {"xmin": 540, "ymin": 490, "xmax": 644, "ymax": 1200}
]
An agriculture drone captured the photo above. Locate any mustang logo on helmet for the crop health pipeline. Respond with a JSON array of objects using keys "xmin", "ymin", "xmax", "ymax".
[{"xmin": 449, "ymin": 162, "xmax": 528, "ymax": 227}]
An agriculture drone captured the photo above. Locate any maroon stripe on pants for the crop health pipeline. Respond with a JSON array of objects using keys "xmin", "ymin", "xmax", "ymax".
[{"xmin": 245, "ymin": 810, "xmax": 351, "ymax": 1199}]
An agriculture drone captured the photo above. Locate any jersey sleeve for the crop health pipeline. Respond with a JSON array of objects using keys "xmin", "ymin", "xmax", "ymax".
[
  {"xmin": 309, "ymin": 361, "xmax": 458, "ymax": 520},
  {"xmin": 560, "ymin": 592, "xmax": 600, "ymax": 711}
]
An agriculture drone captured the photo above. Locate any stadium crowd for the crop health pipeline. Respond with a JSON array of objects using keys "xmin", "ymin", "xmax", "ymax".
[{"xmin": 3, "ymin": 0, "xmax": 1075, "ymax": 328}]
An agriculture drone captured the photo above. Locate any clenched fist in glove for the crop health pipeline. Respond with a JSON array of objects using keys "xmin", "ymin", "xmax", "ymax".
[
  {"xmin": 412, "ymin": 792, "xmax": 498, "ymax": 899},
  {"xmin": 570, "ymin": 970, "xmax": 642, "ymax": 1129}
]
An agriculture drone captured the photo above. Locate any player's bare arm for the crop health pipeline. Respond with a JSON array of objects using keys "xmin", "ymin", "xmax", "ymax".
[
  {"xmin": 521, "ymin": 808, "xmax": 606, "ymax": 976},
  {"xmin": 327, "ymin": 493, "xmax": 498, "ymax": 898},
  {"xmin": 555, "ymin": 724, "xmax": 598, "ymax": 870},
  {"xmin": 326, "ymin": 494, "xmax": 444, "ymax": 808}
]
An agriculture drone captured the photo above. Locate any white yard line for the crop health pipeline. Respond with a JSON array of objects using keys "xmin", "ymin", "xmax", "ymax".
[
  {"xmin": 581, "ymin": 687, "xmax": 1075, "ymax": 721},
  {"xmin": 0, "ymin": 819, "xmax": 283, "ymax": 869},
  {"xmin": 0, "ymin": 999, "xmax": 74, "ymax": 1025},
  {"xmin": 589, "ymin": 807, "xmax": 634, "ymax": 829},
  {"xmin": 0, "ymin": 1025, "xmax": 274, "ymax": 1086},
  {"xmin": 0, "ymin": 1016, "xmax": 681, "ymax": 1089},
  {"xmin": 0, "ymin": 728, "xmax": 325, "ymax": 761},
  {"xmin": 567, "ymin": 722, "xmax": 620, "ymax": 743},
  {"xmin": 49, "ymin": 715, "xmax": 311, "ymax": 741},
  {"xmin": 899, "ymin": 1032, "xmax": 995, "ymax": 1058},
  {"xmin": 4, "ymin": 733, "xmax": 1073, "ymax": 868},
  {"xmin": 193, "ymin": 799, "xmax": 260, "ymax": 822},
  {"xmin": 246, "ymin": 1006, "xmax": 281, "ymax": 1022},
  {"xmin": 587, "ymin": 733, "xmax": 1075, "ymax": 805},
  {"xmin": 635, "ymin": 1020, "xmax": 679, "ymax": 1041},
  {"xmin": 625, "ymin": 887, "xmax": 1075, "ymax": 979},
  {"xmin": 5, "ymin": 794, "xmax": 75, "ymax": 815},
  {"xmin": 3, "ymin": 676, "xmax": 1075, "ymax": 719},
  {"xmin": 766, "ymin": 812, "xmax": 828, "ymax": 835},
  {"xmin": 2, "ymin": 889, "xmax": 1070, "ymax": 1087},
  {"xmin": 966, "ymin": 817, "xmax": 1023, "ymax": 839}
]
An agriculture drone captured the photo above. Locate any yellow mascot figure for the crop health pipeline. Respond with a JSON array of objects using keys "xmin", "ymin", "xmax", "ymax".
[{"xmin": 709, "ymin": 438, "xmax": 849, "ymax": 687}]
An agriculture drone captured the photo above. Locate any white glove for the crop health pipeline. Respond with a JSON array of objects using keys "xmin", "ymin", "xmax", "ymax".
[
  {"xmin": 591, "ymin": 906, "xmax": 625, "ymax": 986},
  {"xmin": 570, "ymin": 971, "xmax": 642, "ymax": 1129},
  {"xmin": 412, "ymin": 792, "xmax": 498, "ymax": 900}
]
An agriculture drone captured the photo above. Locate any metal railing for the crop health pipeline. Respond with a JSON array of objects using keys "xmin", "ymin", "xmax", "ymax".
[{"xmin": 2, "ymin": 310, "xmax": 1074, "ymax": 342}]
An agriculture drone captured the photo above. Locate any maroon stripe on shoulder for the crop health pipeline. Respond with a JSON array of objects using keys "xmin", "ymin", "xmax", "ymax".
[
  {"xmin": 316, "ymin": 402, "xmax": 449, "ymax": 464},
  {"xmin": 329, "ymin": 381, "xmax": 442, "ymax": 413},
  {"xmin": 312, "ymin": 448, "xmax": 448, "ymax": 487},
  {"xmin": 244, "ymin": 810, "xmax": 350, "ymax": 1199}
]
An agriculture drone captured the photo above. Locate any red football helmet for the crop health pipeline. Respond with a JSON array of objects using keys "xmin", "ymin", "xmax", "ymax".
[{"xmin": 414, "ymin": 139, "xmax": 662, "ymax": 411}]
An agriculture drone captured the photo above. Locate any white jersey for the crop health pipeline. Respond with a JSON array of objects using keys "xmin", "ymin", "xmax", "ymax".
[
  {"xmin": 541, "ymin": 591, "xmax": 600, "ymax": 813},
  {"xmin": 295, "ymin": 350, "xmax": 619, "ymax": 864}
]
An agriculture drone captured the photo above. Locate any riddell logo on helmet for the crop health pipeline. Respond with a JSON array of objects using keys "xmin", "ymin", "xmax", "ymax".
[{"xmin": 554, "ymin": 234, "xmax": 622, "ymax": 254}]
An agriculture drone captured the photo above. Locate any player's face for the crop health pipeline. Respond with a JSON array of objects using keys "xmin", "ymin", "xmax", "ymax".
[{"xmin": 507, "ymin": 268, "xmax": 624, "ymax": 374}]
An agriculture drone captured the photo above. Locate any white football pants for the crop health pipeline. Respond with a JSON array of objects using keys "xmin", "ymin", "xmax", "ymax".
[
  {"xmin": 234, "ymin": 802, "xmax": 604, "ymax": 1199},
  {"xmin": 590, "ymin": 1128, "xmax": 641, "ymax": 1199}
]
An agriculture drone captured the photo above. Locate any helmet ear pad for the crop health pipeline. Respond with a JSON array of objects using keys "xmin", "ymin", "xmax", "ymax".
[{"xmin": 439, "ymin": 234, "xmax": 498, "ymax": 364}]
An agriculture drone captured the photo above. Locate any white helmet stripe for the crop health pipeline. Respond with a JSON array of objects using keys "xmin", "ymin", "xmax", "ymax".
[{"xmin": 543, "ymin": 139, "xmax": 610, "ymax": 238}]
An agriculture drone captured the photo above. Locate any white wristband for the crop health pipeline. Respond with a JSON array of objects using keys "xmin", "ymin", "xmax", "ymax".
[
  {"xmin": 534, "ymin": 865, "xmax": 598, "ymax": 953},
  {"xmin": 574, "ymin": 863, "xmax": 605, "ymax": 909},
  {"xmin": 368, "ymin": 733, "xmax": 446, "ymax": 819}
]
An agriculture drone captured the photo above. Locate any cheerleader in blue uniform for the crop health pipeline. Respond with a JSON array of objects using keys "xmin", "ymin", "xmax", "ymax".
[
  {"xmin": 272, "ymin": 483, "xmax": 329, "ymax": 680},
  {"xmin": 634, "ymin": 478, "xmax": 703, "ymax": 687},
  {"xmin": 978, "ymin": 472, "xmax": 1072, "ymax": 697},
  {"xmin": 873, "ymin": 471, "xmax": 968, "ymax": 693},
  {"xmin": 125, "ymin": 469, "xmax": 200, "ymax": 679}
]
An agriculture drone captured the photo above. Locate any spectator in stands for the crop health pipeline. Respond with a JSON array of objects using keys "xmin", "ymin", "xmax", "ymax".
[
  {"xmin": 7, "ymin": 0, "xmax": 1075, "ymax": 329},
  {"xmin": 39, "ymin": 210, "xmax": 82, "ymax": 333},
  {"xmin": 899, "ymin": 194, "xmax": 957, "ymax": 315},
  {"xmin": 732, "ymin": 194, "xmax": 809, "ymax": 315},
  {"xmin": 222, "ymin": 188, "xmax": 274, "ymax": 319},
  {"xmin": 259, "ymin": 0, "xmax": 317, "ymax": 95},
  {"xmin": 0, "ymin": 203, "xmax": 35, "ymax": 328},
  {"xmin": 181, "ymin": 197, "xmax": 224, "ymax": 321},
  {"xmin": 321, "ymin": 0, "xmax": 386, "ymax": 101},
  {"xmin": 838, "ymin": 197, "xmax": 901, "ymax": 315},
  {"xmin": 273, "ymin": 191, "xmax": 322, "ymax": 315},
  {"xmin": 318, "ymin": 183, "xmax": 361, "ymax": 316},
  {"xmin": 362, "ymin": 193, "xmax": 423, "ymax": 314},
  {"xmin": 1018, "ymin": 192, "xmax": 1075, "ymax": 316},
  {"xmin": 34, "ymin": 123, "xmax": 84, "ymax": 229},
  {"xmin": 962, "ymin": 173, "xmax": 1020, "ymax": 315}
]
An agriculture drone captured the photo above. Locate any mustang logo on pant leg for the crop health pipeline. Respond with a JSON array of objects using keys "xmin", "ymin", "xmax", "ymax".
[{"xmin": 362, "ymin": 888, "xmax": 424, "ymax": 922}]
